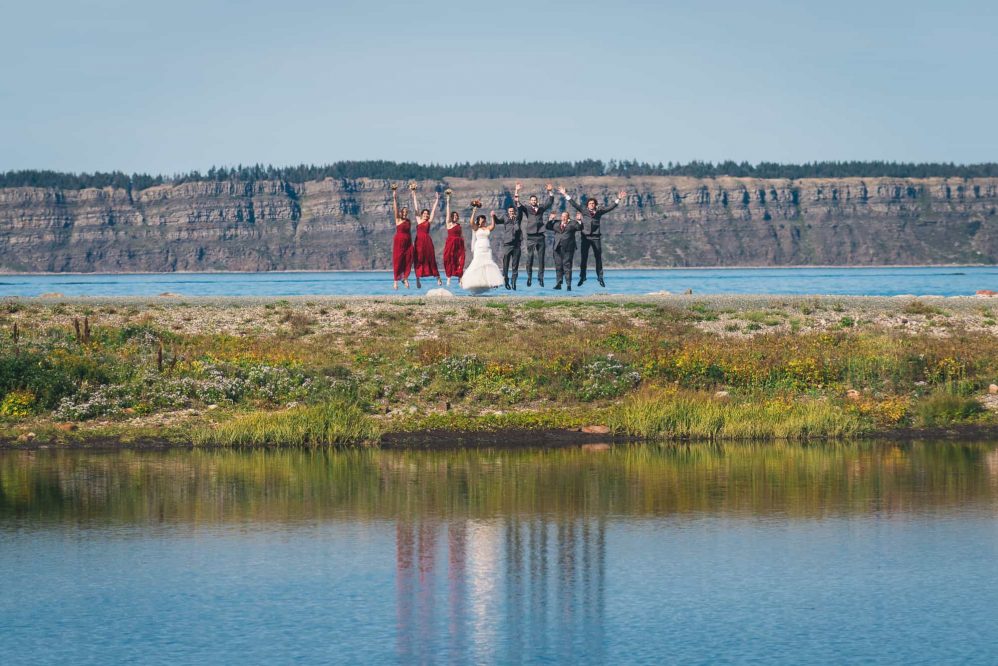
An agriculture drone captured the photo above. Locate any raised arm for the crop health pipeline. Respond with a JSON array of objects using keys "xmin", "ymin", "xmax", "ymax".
[
  {"xmin": 411, "ymin": 186, "xmax": 419, "ymax": 216},
  {"xmin": 599, "ymin": 190, "xmax": 627, "ymax": 216},
  {"xmin": 444, "ymin": 192, "xmax": 451, "ymax": 227},
  {"xmin": 560, "ymin": 185, "xmax": 585, "ymax": 213},
  {"xmin": 539, "ymin": 184, "xmax": 555, "ymax": 213},
  {"xmin": 487, "ymin": 210, "xmax": 496, "ymax": 231},
  {"xmin": 428, "ymin": 192, "xmax": 440, "ymax": 224},
  {"xmin": 513, "ymin": 181, "xmax": 523, "ymax": 213},
  {"xmin": 391, "ymin": 187, "xmax": 400, "ymax": 221}
]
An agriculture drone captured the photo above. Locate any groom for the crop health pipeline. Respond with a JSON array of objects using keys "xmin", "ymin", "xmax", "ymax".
[
  {"xmin": 514, "ymin": 182, "xmax": 555, "ymax": 287},
  {"xmin": 491, "ymin": 204, "xmax": 523, "ymax": 289}
]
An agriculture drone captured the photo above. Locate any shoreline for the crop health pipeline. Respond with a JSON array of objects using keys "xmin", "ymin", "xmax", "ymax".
[
  {"xmin": 4, "ymin": 423, "xmax": 998, "ymax": 452},
  {"xmin": 1, "ymin": 263, "xmax": 997, "ymax": 277}
]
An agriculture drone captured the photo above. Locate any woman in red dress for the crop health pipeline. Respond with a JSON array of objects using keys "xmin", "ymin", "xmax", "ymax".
[
  {"xmin": 390, "ymin": 185, "xmax": 412, "ymax": 290},
  {"xmin": 410, "ymin": 185, "xmax": 442, "ymax": 288},
  {"xmin": 441, "ymin": 189, "xmax": 466, "ymax": 286}
]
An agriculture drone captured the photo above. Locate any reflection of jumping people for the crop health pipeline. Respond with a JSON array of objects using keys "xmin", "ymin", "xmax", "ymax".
[
  {"xmin": 441, "ymin": 190, "xmax": 466, "ymax": 286},
  {"xmin": 390, "ymin": 185, "xmax": 412, "ymax": 290},
  {"xmin": 460, "ymin": 203, "xmax": 505, "ymax": 295},
  {"xmin": 558, "ymin": 186, "xmax": 627, "ymax": 287},
  {"xmin": 411, "ymin": 185, "xmax": 442, "ymax": 288},
  {"xmin": 514, "ymin": 182, "xmax": 555, "ymax": 287},
  {"xmin": 546, "ymin": 211, "xmax": 583, "ymax": 290},
  {"xmin": 491, "ymin": 204, "xmax": 523, "ymax": 290}
]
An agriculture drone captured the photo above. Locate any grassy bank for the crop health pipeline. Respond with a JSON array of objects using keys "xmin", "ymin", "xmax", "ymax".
[{"xmin": 1, "ymin": 295, "xmax": 996, "ymax": 447}]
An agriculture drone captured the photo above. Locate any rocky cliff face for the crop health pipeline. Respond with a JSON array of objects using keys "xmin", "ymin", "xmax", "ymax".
[{"xmin": 1, "ymin": 176, "xmax": 996, "ymax": 272}]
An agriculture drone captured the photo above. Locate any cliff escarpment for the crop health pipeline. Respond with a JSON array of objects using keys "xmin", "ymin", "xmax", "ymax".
[{"xmin": 1, "ymin": 176, "xmax": 996, "ymax": 272}]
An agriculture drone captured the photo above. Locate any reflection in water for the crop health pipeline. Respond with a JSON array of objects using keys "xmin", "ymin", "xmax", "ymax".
[
  {"xmin": 2, "ymin": 442, "xmax": 998, "ymax": 663},
  {"xmin": 3, "ymin": 442, "xmax": 998, "ymax": 524},
  {"xmin": 393, "ymin": 515, "xmax": 606, "ymax": 664}
]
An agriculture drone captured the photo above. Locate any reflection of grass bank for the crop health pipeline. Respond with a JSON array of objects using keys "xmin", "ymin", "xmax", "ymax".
[{"xmin": 1, "ymin": 296, "xmax": 996, "ymax": 447}]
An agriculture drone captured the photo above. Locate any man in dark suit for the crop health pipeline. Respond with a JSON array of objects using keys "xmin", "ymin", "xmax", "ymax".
[
  {"xmin": 491, "ymin": 205, "xmax": 523, "ymax": 289},
  {"xmin": 558, "ymin": 186, "xmax": 627, "ymax": 287},
  {"xmin": 514, "ymin": 181, "xmax": 555, "ymax": 287},
  {"xmin": 545, "ymin": 211, "xmax": 583, "ymax": 290}
]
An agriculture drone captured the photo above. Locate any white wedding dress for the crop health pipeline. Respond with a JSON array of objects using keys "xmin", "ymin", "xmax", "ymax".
[{"xmin": 460, "ymin": 228, "xmax": 504, "ymax": 294}]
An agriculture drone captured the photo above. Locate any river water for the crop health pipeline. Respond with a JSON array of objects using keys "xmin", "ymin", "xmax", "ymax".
[
  {"xmin": 2, "ymin": 443, "xmax": 998, "ymax": 664},
  {"xmin": 1, "ymin": 266, "xmax": 997, "ymax": 298}
]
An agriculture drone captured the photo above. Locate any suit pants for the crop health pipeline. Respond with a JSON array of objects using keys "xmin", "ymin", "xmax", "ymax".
[
  {"xmin": 525, "ymin": 235, "xmax": 546, "ymax": 281},
  {"xmin": 501, "ymin": 243, "xmax": 521, "ymax": 283},
  {"xmin": 554, "ymin": 244, "xmax": 575, "ymax": 285},
  {"xmin": 578, "ymin": 235, "xmax": 603, "ymax": 281}
]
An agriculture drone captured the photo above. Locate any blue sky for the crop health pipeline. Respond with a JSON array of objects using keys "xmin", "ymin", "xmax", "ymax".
[{"xmin": 1, "ymin": 0, "xmax": 995, "ymax": 173}]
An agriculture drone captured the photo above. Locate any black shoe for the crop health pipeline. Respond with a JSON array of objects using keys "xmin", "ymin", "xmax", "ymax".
[
  {"xmin": 538, "ymin": 278, "xmax": 544, "ymax": 287},
  {"xmin": 527, "ymin": 277, "xmax": 532, "ymax": 287},
  {"xmin": 553, "ymin": 283, "xmax": 562, "ymax": 290},
  {"xmin": 577, "ymin": 278, "xmax": 585, "ymax": 287},
  {"xmin": 504, "ymin": 278, "xmax": 511, "ymax": 290},
  {"xmin": 598, "ymin": 277, "xmax": 606, "ymax": 287},
  {"xmin": 567, "ymin": 284, "xmax": 572, "ymax": 291},
  {"xmin": 512, "ymin": 282, "xmax": 517, "ymax": 290}
]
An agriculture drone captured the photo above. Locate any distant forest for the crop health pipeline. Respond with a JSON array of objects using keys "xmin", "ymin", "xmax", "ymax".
[{"xmin": 3, "ymin": 160, "xmax": 998, "ymax": 190}]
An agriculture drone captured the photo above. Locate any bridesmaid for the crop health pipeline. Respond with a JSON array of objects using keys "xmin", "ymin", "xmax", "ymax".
[
  {"xmin": 410, "ymin": 183, "xmax": 442, "ymax": 288},
  {"xmin": 390, "ymin": 184, "xmax": 412, "ymax": 290},
  {"xmin": 441, "ymin": 188, "xmax": 466, "ymax": 286}
]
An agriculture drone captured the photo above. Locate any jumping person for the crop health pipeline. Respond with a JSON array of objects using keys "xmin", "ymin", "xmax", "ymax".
[
  {"xmin": 411, "ymin": 184, "xmax": 442, "ymax": 288},
  {"xmin": 491, "ymin": 204, "xmax": 524, "ymax": 290},
  {"xmin": 558, "ymin": 186, "xmax": 627, "ymax": 287},
  {"xmin": 390, "ymin": 184, "xmax": 412, "ymax": 290},
  {"xmin": 441, "ymin": 189, "xmax": 466, "ymax": 286},
  {"xmin": 546, "ymin": 211, "xmax": 583, "ymax": 290},
  {"xmin": 514, "ymin": 182, "xmax": 555, "ymax": 287},
  {"xmin": 460, "ymin": 202, "xmax": 504, "ymax": 295}
]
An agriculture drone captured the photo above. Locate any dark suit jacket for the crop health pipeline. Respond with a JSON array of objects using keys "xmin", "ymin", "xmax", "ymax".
[
  {"xmin": 546, "ymin": 218, "xmax": 583, "ymax": 250},
  {"xmin": 517, "ymin": 193, "xmax": 555, "ymax": 235},
  {"xmin": 568, "ymin": 197, "xmax": 619, "ymax": 237},
  {"xmin": 491, "ymin": 210, "xmax": 523, "ymax": 246}
]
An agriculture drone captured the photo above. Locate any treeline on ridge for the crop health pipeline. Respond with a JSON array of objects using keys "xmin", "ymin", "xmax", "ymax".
[{"xmin": 3, "ymin": 160, "xmax": 998, "ymax": 190}]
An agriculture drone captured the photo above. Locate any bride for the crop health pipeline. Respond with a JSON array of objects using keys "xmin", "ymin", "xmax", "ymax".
[{"xmin": 460, "ymin": 202, "xmax": 505, "ymax": 295}]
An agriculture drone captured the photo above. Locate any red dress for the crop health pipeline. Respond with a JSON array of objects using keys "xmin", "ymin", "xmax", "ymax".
[
  {"xmin": 442, "ymin": 224, "xmax": 466, "ymax": 278},
  {"xmin": 413, "ymin": 221, "xmax": 440, "ymax": 278},
  {"xmin": 392, "ymin": 219, "xmax": 413, "ymax": 281}
]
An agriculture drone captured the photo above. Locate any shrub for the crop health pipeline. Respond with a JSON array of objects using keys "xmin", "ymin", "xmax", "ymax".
[
  {"xmin": 438, "ymin": 355, "xmax": 485, "ymax": 382},
  {"xmin": 572, "ymin": 355, "xmax": 641, "ymax": 401},
  {"xmin": 607, "ymin": 389, "xmax": 865, "ymax": 440},
  {"xmin": 912, "ymin": 392, "xmax": 985, "ymax": 426},
  {"xmin": 0, "ymin": 390, "xmax": 36, "ymax": 418},
  {"xmin": 0, "ymin": 352, "xmax": 79, "ymax": 408},
  {"xmin": 192, "ymin": 402, "xmax": 379, "ymax": 446}
]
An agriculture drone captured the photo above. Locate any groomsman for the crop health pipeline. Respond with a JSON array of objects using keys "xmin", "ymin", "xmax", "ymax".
[
  {"xmin": 545, "ymin": 211, "xmax": 583, "ymax": 290},
  {"xmin": 558, "ymin": 186, "xmax": 627, "ymax": 287},
  {"xmin": 514, "ymin": 182, "xmax": 555, "ymax": 287},
  {"xmin": 491, "ymin": 205, "xmax": 523, "ymax": 289}
]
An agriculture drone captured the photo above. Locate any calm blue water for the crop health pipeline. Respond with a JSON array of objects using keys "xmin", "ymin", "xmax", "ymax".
[
  {"xmin": 2, "ymin": 444, "xmax": 998, "ymax": 664},
  {"xmin": 0, "ymin": 266, "xmax": 996, "ymax": 297}
]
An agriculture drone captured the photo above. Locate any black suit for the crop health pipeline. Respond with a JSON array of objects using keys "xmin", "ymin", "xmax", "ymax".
[
  {"xmin": 491, "ymin": 210, "xmax": 523, "ymax": 286},
  {"xmin": 568, "ymin": 196, "xmax": 620, "ymax": 283},
  {"xmin": 546, "ymin": 217, "xmax": 583, "ymax": 288},
  {"xmin": 516, "ymin": 193, "xmax": 554, "ymax": 285}
]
